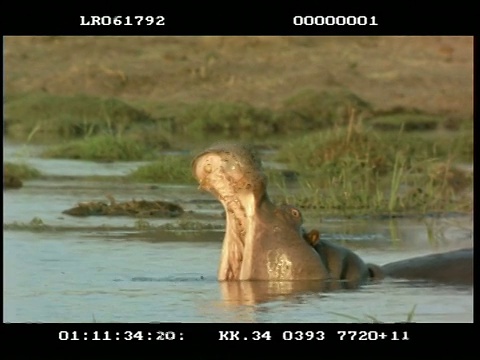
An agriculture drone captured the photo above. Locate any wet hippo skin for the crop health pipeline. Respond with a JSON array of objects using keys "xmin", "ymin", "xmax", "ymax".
[
  {"xmin": 380, "ymin": 248, "xmax": 473, "ymax": 285},
  {"xmin": 280, "ymin": 204, "xmax": 378, "ymax": 284}
]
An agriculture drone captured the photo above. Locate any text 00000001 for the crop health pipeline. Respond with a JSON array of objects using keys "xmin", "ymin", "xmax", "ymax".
[
  {"xmin": 80, "ymin": 16, "xmax": 165, "ymax": 26},
  {"xmin": 293, "ymin": 16, "xmax": 378, "ymax": 26}
]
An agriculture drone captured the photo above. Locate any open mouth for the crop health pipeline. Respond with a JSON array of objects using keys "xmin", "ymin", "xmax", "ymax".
[
  {"xmin": 192, "ymin": 143, "xmax": 334, "ymax": 282},
  {"xmin": 192, "ymin": 144, "xmax": 265, "ymax": 280}
]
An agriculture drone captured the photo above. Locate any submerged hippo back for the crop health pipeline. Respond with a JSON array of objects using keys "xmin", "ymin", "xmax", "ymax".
[{"xmin": 381, "ymin": 248, "xmax": 473, "ymax": 285}]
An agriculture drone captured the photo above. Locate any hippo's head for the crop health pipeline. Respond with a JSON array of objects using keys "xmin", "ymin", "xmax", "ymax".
[
  {"xmin": 192, "ymin": 142, "xmax": 267, "ymax": 207},
  {"xmin": 192, "ymin": 142, "xmax": 329, "ymax": 281}
]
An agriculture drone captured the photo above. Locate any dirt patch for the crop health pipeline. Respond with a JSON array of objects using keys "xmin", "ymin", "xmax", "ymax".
[{"xmin": 4, "ymin": 36, "xmax": 473, "ymax": 118}]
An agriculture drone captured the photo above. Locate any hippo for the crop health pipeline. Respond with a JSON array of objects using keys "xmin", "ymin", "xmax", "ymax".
[
  {"xmin": 192, "ymin": 142, "xmax": 329, "ymax": 281},
  {"xmin": 192, "ymin": 142, "xmax": 473, "ymax": 286}
]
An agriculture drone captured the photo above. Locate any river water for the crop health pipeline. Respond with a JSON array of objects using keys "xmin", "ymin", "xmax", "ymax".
[{"xmin": 4, "ymin": 145, "xmax": 473, "ymax": 323}]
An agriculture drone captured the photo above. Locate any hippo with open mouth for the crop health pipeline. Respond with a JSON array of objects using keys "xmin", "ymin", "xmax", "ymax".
[
  {"xmin": 192, "ymin": 142, "xmax": 473, "ymax": 286},
  {"xmin": 192, "ymin": 142, "xmax": 330, "ymax": 281}
]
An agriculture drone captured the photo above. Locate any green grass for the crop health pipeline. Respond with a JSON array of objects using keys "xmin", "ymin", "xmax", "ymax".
[
  {"xmin": 6, "ymin": 90, "xmax": 472, "ymax": 149},
  {"xmin": 3, "ymin": 89, "xmax": 376, "ymax": 145},
  {"xmin": 127, "ymin": 154, "xmax": 195, "ymax": 183},
  {"xmin": 273, "ymin": 124, "xmax": 473, "ymax": 215},
  {"xmin": 5, "ymin": 92, "xmax": 155, "ymax": 142},
  {"xmin": 41, "ymin": 135, "xmax": 156, "ymax": 161}
]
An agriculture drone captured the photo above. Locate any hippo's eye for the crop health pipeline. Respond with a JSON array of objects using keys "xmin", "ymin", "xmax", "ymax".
[{"xmin": 291, "ymin": 208, "xmax": 300, "ymax": 218}]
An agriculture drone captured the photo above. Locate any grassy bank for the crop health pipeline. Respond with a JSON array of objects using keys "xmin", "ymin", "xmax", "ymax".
[
  {"xmin": 273, "ymin": 121, "xmax": 473, "ymax": 215},
  {"xmin": 6, "ymin": 90, "xmax": 471, "ymax": 148},
  {"xmin": 4, "ymin": 89, "xmax": 472, "ymax": 215}
]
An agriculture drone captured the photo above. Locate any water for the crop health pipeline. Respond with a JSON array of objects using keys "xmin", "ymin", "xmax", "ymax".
[{"xmin": 3, "ymin": 145, "xmax": 473, "ymax": 323}]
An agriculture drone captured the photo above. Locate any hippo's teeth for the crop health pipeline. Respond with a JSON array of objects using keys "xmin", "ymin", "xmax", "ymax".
[
  {"xmin": 204, "ymin": 164, "xmax": 212, "ymax": 174},
  {"xmin": 198, "ymin": 178, "xmax": 208, "ymax": 190}
]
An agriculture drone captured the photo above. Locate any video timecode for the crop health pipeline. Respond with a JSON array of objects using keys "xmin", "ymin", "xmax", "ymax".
[{"xmin": 59, "ymin": 330, "xmax": 181, "ymax": 341}]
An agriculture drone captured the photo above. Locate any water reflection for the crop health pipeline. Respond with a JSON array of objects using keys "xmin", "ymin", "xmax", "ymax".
[{"xmin": 219, "ymin": 279, "xmax": 361, "ymax": 306}]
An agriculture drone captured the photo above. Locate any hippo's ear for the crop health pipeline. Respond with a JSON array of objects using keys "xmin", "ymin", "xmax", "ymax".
[
  {"xmin": 366, "ymin": 263, "xmax": 384, "ymax": 280},
  {"xmin": 304, "ymin": 229, "xmax": 320, "ymax": 246}
]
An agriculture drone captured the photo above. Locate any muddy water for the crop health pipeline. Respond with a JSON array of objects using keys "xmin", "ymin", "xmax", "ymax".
[{"xmin": 4, "ymin": 147, "xmax": 473, "ymax": 323}]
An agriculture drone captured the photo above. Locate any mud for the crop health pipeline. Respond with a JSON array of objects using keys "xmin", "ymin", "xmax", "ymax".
[{"xmin": 62, "ymin": 195, "xmax": 184, "ymax": 218}]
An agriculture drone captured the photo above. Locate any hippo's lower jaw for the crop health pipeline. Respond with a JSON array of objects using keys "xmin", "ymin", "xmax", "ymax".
[{"xmin": 192, "ymin": 143, "xmax": 330, "ymax": 281}]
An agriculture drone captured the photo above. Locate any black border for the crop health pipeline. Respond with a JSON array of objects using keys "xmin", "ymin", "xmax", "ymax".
[
  {"xmin": 2, "ymin": 323, "xmax": 474, "ymax": 352},
  {"xmin": 3, "ymin": 2, "xmax": 476, "ymax": 355},
  {"xmin": 1, "ymin": 4, "xmax": 476, "ymax": 35}
]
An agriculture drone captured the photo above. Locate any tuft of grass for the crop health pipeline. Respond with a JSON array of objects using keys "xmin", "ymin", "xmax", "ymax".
[
  {"xmin": 127, "ymin": 155, "xmax": 195, "ymax": 184},
  {"xmin": 388, "ymin": 151, "xmax": 406, "ymax": 212},
  {"xmin": 405, "ymin": 304, "xmax": 417, "ymax": 322},
  {"xmin": 41, "ymin": 135, "xmax": 155, "ymax": 161},
  {"xmin": 4, "ymin": 162, "xmax": 42, "ymax": 179}
]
